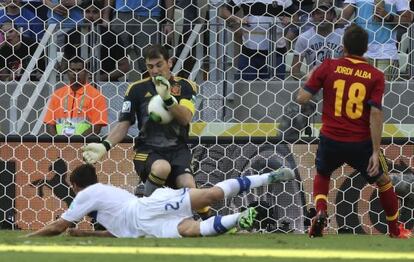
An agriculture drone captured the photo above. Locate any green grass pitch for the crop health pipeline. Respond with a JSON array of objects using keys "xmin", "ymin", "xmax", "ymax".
[{"xmin": 0, "ymin": 231, "xmax": 413, "ymax": 262}]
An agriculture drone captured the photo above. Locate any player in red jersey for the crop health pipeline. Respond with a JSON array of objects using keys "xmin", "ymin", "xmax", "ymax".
[{"xmin": 296, "ymin": 24, "xmax": 411, "ymax": 239}]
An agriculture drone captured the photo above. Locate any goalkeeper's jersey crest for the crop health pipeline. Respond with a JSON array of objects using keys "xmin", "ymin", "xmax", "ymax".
[{"xmin": 119, "ymin": 76, "xmax": 198, "ymax": 149}]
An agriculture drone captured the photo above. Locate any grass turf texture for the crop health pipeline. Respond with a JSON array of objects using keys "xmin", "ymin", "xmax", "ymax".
[{"xmin": 0, "ymin": 231, "xmax": 413, "ymax": 262}]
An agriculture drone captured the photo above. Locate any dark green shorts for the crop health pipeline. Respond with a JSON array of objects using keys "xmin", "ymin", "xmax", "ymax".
[{"xmin": 133, "ymin": 145, "xmax": 193, "ymax": 188}]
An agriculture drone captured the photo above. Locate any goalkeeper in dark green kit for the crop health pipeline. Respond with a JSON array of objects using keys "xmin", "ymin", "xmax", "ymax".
[{"xmin": 82, "ymin": 44, "xmax": 211, "ymax": 217}]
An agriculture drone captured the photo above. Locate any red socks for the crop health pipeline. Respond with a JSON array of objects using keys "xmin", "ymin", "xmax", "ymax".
[
  {"xmin": 378, "ymin": 182, "xmax": 400, "ymax": 235},
  {"xmin": 313, "ymin": 173, "xmax": 400, "ymax": 235},
  {"xmin": 313, "ymin": 173, "xmax": 330, "ymax": 212}
]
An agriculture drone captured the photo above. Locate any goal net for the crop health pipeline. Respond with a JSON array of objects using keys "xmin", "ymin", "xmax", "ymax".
[{"xmin": 0, "ymin": 0, "xmax": 413, "ymax": 234}]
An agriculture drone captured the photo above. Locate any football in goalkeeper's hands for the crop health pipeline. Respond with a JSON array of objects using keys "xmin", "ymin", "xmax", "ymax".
[{"xmin": 148, "ymin": 95, "xmax": 175, "ymax": 124}]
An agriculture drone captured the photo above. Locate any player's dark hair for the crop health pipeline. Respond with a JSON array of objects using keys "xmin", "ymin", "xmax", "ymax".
[
  {"xmin": 143, "ymin": 44, "xmax": 170, "ymax": 61},
  {"xmin": 343, "ymin": 24, "xmax": 368, "ymax": 57},
  {"xmin": 70, "ymin": 164, "xmax": 98, "ymax": 188}
]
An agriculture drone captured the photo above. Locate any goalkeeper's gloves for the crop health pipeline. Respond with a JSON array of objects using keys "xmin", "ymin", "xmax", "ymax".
[
  {"xmin": 82, "ymin": 140, "xmax": 112, "ymax": 164},
  {"xmin": 154, "ymin": 76, "xmax": 171, "ymax": 100},
  {"xmin": 153, "ymin": 75, "xmax": 177, "ymax": 108}
]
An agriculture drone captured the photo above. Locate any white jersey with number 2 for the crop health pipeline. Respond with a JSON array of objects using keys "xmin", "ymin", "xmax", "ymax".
[{"xmin": 61, "ymin": 183, "xmax": 193, "ymax": 238}]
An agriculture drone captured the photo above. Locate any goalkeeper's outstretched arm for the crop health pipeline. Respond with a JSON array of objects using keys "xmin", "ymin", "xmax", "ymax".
[
  {"xmin": 82, "ymin": 121, "xmax": 130, "ymax": 164},
  {"xmin": 105, "ymin": 120, "xmax": 131, "ymax": 147}
]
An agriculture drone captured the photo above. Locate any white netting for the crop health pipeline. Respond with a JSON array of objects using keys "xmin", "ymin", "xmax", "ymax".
[{"xmin": 0, "ymin": 0, "xmax": 413, "ymax": 234}]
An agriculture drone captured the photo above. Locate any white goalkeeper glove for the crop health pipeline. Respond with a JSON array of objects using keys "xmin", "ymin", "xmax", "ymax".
[
  {"xmin": 153, "ymin": 75, "xmax": 177, "ymax": 108},
  {"xmin": 82, "ymin": 141, "xmax": 112, "ymax": 164},
  {"xmin": 153, "ymin": 76, "xmax": 171, "ymax": 100}
]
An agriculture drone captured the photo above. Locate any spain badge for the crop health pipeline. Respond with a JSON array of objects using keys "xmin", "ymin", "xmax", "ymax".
[{"xmin": 170, "ymin": 83, "xmax": 181, "ymax": 96}]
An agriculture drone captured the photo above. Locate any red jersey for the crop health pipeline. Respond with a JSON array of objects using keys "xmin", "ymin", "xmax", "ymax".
[{"xmin": 305, "ymin": 56, "xmax": 385, "ymax": 142}]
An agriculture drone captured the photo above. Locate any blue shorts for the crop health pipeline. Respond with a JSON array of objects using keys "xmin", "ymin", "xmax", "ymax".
[{"xmin": 315, "ymin": 136, "xmax": 387, "ymax": 184}]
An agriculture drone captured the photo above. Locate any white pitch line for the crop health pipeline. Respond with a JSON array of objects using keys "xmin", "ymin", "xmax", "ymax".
[{"xmin": 0, "ymin": 245, "xmax": 413, "ymax": 260}]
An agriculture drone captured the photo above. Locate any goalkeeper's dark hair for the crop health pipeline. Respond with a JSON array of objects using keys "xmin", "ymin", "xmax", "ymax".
[
  {"xmin": 143, "ymin": 44, "xmax": 170, "ymax": 61},
  {"xmin": 343, "ymin": 24, "xmax": 368, "ymax": 57},
  {"xmin": 70, "ymin": 164, "xmax": 98, "ymax": 188}
]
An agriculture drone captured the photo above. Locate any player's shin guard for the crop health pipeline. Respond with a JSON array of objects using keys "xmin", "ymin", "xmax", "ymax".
[
  {"xmin": 144, "ymin": 172, "xmax": 166, "ymax": 196},
  {"xmin": 200, "ymin": 214, "xmax": 240, "ymax": 236},
  {"xmin": 378, "ymin": 182, "xmax": 400, "ymax": 236},
  {"xmin": 313, "ymin": 173, "xmax": 330, "ymax": 212}
]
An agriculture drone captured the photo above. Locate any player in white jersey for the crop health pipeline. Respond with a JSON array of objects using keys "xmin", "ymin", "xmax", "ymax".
[
  {"xmin": 292, "ymin": 0, "xmax": 344, "ymax": 79},
  {"xmin": 26, "ymin": 164, "xmax": 295, "ymax": 238}
]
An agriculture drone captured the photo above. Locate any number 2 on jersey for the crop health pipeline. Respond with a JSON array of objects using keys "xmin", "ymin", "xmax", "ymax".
[
  {"xmin": 165, "ymin": 202, "xmax": 180, "ymax": 211},
  {"xmin": 333, "ymin": 79, "xmax": 366, "ymax": 119}
]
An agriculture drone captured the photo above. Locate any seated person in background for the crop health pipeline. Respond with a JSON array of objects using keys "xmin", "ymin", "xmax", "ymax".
[
  {"xmin": 0, "ymin": 0, "xmax": 44, "ymax": 41},
  {"xmin": 213, "ymin": 0, "xmax": 298, "ymax": 81},
  {"xmin": 286, "ymin": 0, "xmax": 327, "ymax": 40},
  {"xmin": 110, "ymin": 0, "xmax": 173, "ymax": 81},
  {"xmin": 63, "ymin": 0, "xmax": 129, "ymax": 81},
  {"xmin": 291, "ymin": 0, "xmax": 344, "ymax": 79},
  {"xmin": 20, "ymin": 0, "xmax": 49, "ymax": 24},
  {"xmin": 301, "ymin": 0, "xmax": 317, "ymax": 12},
  {"xmin": 341, "ymin": 0, "xmax": 412, "ymax": 80},
  {"xmin": 43, "ymin": 57, "xmax": 108, "ymax": 136},
  {"xmin": 0, "ymin": 20, "xmax": 43, "ymax": 81},
  {"xmin": 43, "ymin": 0, "xmax": 84, "ymax": 44}
]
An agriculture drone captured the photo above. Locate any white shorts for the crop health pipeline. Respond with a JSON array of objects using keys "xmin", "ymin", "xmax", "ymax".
[{"xmin": 137, "ymin": 187, "xmax": 193, "ymax": 238}]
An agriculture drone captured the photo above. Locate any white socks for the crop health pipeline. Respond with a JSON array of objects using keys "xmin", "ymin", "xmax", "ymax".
[
  {"xmin": 200, "ymin": 172, "xmax": 276, "ymax": 236},
  {"xmin": 199, "ymin": 213, "xmax": 240, "ymax": 236},
  {"xmin": 215, "ymin": 173, "xmax": 270, "ymax": 198}
]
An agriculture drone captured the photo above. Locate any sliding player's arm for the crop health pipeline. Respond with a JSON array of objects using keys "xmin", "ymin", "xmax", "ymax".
[
  {"xmin": 67, "ymin": 228, "xmax": 115, "ymax": 238},
  {"xmin": 26, "ymin": 218, "xmax": 72, "ymax": 237}
]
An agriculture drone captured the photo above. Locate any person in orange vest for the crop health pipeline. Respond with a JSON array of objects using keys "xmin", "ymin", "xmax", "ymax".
[{"xmin": 44, "ymin": 57, "xmax": 108, "ymax": 136}]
